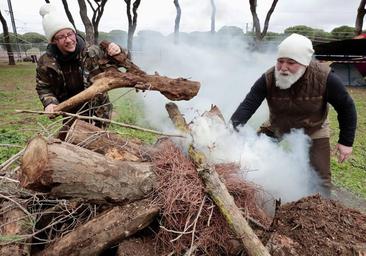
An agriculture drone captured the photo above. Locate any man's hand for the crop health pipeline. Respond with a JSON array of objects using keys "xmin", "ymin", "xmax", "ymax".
[
  {"xmin": 333, "ymin": 143, "xmax": 353, "ymax": 163},
  {"xmin": 107, "ymin": 42, "xmax": 121, "ymax": 56},
  {"xmin": 45, "ymin": 103, "xmax": 57, "ymax": 119}
]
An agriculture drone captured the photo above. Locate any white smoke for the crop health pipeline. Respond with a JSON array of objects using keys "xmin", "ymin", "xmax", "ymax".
[{"xmin": 131, "ymin": 35, "xmax": 322, "ymax": 203}]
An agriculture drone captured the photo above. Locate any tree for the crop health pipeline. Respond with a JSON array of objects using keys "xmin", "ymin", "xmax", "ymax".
[
  {"xmin": 173, "ymin": 0, "xmax": 181, "ymax": 44},
  {"xmin": 249, "ymin": 0, "xmax": 278, "ymax": 41},
  {"xmin": 331, "ymin": 26, "xmax": 355, "ymax": 40},
  {"xmin": 124, "ymin": 0, "xmax": 141, "ymax": 58},
  {"xmin": 285, "ymin": 25, "xmax": 332, "ymax": 43},
  {"xmin": 355, "ymin": 0, "xmax": 366, "ymax": 35},
  {"xmin": 0, "ymin": 9, "xmax": 15, "ymax": 65},
  {"xmin": 86, "ymin": 0, "xmax": 108, "ymax": 44},
  {"xmin": 210, "ymin": 0, "xmax": 216, "ymax": 34},
  {"xmin": 72, "ymin": 0, "xmax": 108, "ymax": 45}
]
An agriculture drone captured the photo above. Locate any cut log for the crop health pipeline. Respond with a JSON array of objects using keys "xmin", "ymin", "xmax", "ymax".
[
  {"xmin": 19, "ymin": 135, "xmax": 155, "ymax": 203},
  {"xmin": 0, "ymin": 201, "xmax": 31, "ymax": 256},
  {"xmin": 65, "ymin": 119, "xmax": 152, "ymax": 161},
  {"xmin": 36, "ymin": 199, "xmax": 159, "ymax": 256}
]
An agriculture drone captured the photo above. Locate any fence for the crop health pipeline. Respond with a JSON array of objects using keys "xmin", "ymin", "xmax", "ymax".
[{"xmin": 0, "ymin": 42, "xmax": 47, "ymax": 63}]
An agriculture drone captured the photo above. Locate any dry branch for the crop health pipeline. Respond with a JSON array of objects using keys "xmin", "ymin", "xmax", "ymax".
[
  {"xmin": 165, "ymin": 102, "xmax": 270, "ymax": 256},
  {"xmin": 0, "ymin": 201, "xmax": 32, "ymax": 256},
  {"xmin": 19, "ymin": 136, "xmax": 155, "ymax": 203},
  {"xmin": 51, "ymin": 44, "xmax": 200, "ymax": 113},
  {"xmin": 36, "ymin": 199, "xmax": 159, "ymax": 256}
]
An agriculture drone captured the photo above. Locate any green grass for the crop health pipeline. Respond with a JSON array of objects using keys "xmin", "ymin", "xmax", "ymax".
[
  {"xmin": 0, "ymin": 62, "xmax": 365, "ymax": 198},
  {"xmin": 329, "ymin": 87, "xmax": 366, "ymax": 198}
]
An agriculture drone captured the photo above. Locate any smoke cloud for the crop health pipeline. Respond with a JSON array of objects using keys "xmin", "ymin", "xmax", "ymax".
[{"xmin": 130, "ymin": 33, "xmax": 322, "ymax": 203}]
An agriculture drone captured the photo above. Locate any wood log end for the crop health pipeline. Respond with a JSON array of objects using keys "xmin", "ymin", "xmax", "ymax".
[{"xmin": 19, "ymin": 135, "xmax": 49, "ymax": 189}]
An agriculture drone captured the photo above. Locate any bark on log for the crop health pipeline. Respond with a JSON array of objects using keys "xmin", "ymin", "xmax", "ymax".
[
  {"xmin": 54, "ymin": 70, "xmax": 200, "ymax": 113},
  {"xmin": 165, "ymin": 102, "xmax": 190, "ymax": 133},
  {"xmin": 65, "ymin": 119, "xmax": 152, "ymax": 161},
  {"xmin": 36, "ymin": 199, "xmax": 159, "ymax": 256},
  {"xmin": 19, "ymin": 136, "xmax": 155, "ymax": 203},
  {"xmin": 165, "ymin": 103, "xmax": 270, "ymax": 256},
  {"xmin": 0, "ymin": 201, "xmax": 31, "ymax": 256}
]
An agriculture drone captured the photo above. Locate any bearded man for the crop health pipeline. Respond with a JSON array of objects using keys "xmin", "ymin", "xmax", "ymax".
[{"xmin": 230, "ymin": 33, "xmax": 357, "ymax": 196}]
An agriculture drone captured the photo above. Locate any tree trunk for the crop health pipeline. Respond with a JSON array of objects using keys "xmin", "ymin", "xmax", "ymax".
[
  {"xmin": 125, "ymin": 0, "xmax": 141, "ymax": 58},
  {"xmin": 249, "ymin": 0, "xmax": 278, "ymax": 41},
  {"xmin": 36, "ymin": 199, "xmax": 159, "ymax": 256},
  {"xmin": 77, "ymin": 0, "xmax": 95, "ymax": 45},
  {"xmin": 19, "ymin": 136, "xmax": 155, "ymax": 203},
  {"xmin": 210, "ymin": 0, "xmax": 216, "ymax": 34},
  {"xmin": 0, "ymin": 201, "xmax": 32, "ymax": 256},
  {"xmin": 61, "ymin": 0, "xmax": 77, "ymax": 32},
  {"xmin": 0, "ymin": 10, "xmax": 15, "ymax": 65},
  {"xmin": 65, "ymin": 119, "xmax": 152, "ymax": 161},
  {"xmin": 261, "ymin": 0, "xmax": 278, "ymax": 39},
  {"xmin": 356, "ymin": 0, "xmax": 366, "ymax": 35},
  {"xmin": 53, "ymin": 69, "xmax": 200, "ymax": 112},
  {"xmin": 174, "ymin": 0, "xmax": 181, "ymax": 44}
]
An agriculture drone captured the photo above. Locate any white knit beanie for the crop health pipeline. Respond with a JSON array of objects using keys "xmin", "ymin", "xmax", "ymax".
[
  {"xmin": 39, "ymin": 3, "xmax": 75, "ymax": 42},
  {"xmin": 277, "ymin": 33, "xmax": 314, "ymax": 66}
]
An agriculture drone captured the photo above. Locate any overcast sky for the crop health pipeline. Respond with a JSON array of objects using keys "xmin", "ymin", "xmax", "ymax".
[{"xmin": 0, "ymin": 0, "xmax": 360, "ymax": 35}]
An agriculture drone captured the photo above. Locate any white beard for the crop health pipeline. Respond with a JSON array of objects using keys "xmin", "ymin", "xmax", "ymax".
[{"xmin": 275, "ymin": 66, "xmax": 307, "ymax": 90}]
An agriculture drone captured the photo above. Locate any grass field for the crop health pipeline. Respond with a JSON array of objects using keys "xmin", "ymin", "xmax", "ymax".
[{"xmin": 0, "ymin": 62, "xmax": 365, "ymax": 198}]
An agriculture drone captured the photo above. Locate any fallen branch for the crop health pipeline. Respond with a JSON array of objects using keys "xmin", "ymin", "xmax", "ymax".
[{"xmin": 15, "ymin": 109, "xmax": 184, "ymax": 138}]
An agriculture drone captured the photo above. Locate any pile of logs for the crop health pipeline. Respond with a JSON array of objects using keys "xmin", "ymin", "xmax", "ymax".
[{"xmin": 1, "ymin": 116, "xmax": 272, "ymax": 255}]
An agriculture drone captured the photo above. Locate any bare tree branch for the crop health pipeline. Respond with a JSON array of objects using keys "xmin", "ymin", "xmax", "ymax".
[
  {"xmin": 249, "ymin": 0, "xmax": 278, "ymax": 42},
  {"xmin": 174, "ymin": 0, "xmax": 181, "ymax": 44},
  {"xmin": 61, "ymin": 0, "xmax": 77, "ymax": 31},
  {"xmin": 0, "ymin": 9, "xmax": 15, "ymax": 65},
  {"xmin": 124, "ymin": 0, "xmax": 141, "ymax": 58},
  {"xmin": 355, "ymin": 0, "xmax": 366, "ymax": 35}
]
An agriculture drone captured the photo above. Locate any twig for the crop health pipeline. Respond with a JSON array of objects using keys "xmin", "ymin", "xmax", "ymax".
[
  {"xmin": 187, "ymin": 195, "xmax": 206, "ymax": 256},
  {"xmin": 16, "ymin": 109, "xmax": 185, "ymax": 138},
  {"xmin": 0, "ymin": 176, "xmax": 19, "ymax": 183},
  {"xmin": 0, "ymin": 194, "xmax": 31, "ymax": 216},
  {"xmin": 0, "ymin": 148, "xmax": 25, "ymax": 172}
]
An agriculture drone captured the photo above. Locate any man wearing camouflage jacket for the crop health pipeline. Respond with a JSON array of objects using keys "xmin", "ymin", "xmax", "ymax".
[{"xmin": 36, "ymin": 3, "xmax": 122, "ymax": 130}]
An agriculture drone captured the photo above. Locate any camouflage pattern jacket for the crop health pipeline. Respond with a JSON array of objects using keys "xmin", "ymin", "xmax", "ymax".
[{"xmin": 36, "ymin": 36, "xmax": 119, "ymax": 126}]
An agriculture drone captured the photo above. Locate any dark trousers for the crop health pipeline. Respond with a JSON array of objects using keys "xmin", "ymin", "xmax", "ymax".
[{"xmin": 309, "ymin": 138, "xmax": 331, "ymax": 196}]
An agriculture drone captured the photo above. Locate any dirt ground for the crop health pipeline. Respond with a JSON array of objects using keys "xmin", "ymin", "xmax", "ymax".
[{"xmin": 270, "ymin": 194, "xmax": 366, "ymax": 256}]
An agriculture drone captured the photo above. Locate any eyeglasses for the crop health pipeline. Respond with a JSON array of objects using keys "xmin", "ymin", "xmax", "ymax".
[{"xmin": 54, "ymin": 31, "xmax": 75, "ymax": 42}]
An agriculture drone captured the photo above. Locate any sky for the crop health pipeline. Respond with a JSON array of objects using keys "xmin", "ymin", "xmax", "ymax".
[{"xmin": 0, "ymin": 0, "xmax": 360, "ymax": 36}]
